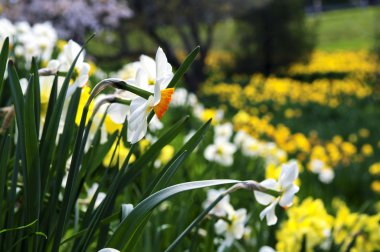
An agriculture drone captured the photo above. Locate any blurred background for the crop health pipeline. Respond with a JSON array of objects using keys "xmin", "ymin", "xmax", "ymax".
[
  {"xmin": 1, "ymin": 1, "xmax": 380, "ymax": 251},
  {"xmin": 1, "ymin": 0, "xmax": 379, "ymax": 92}
]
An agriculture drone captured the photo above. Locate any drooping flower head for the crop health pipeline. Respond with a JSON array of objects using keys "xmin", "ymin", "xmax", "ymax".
[{"xmin": 254, "ymin": 160, "xmax": 300, "ymax": 226}]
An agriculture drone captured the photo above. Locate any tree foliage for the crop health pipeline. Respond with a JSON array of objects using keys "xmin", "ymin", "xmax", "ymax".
[{"xmin": 234, "ymin": 0, "xmax": 316, "ymax": 75}]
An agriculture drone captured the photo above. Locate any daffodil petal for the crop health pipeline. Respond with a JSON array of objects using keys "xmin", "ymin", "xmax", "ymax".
[
  {"xmin": 279, "ymin": 160, "xmax": 299, "ymax": 188},
  {"xmin": 155, "ymin": 47, "xmax": 172, "ymax": 81},
  {"xmin": 259, "ymin": 199, "xmax": 278, "ymax": 226},
  {"xmin": 98, "ymin": 248, "xmax": 120, "ymax": 252},
  {"xmin": 279, "ymin": 184, "xmax": 299, "ymax": 207},
  {"xmin": 107, "ymin": 103, "xmax": 129, "ymax": 124},
  {"xmin": 214, "ymin": 219, "xmax": 228, "ymax": 235},
  {"xmin": 254, "ymin": 191, "xmax": 276, "ymax": 206},
  {"xmin": 140, "ymin": 54, "xmax": 156, "ymax": 80}
]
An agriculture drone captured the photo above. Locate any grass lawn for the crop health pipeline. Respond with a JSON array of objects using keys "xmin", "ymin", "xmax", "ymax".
[
  {"xmin": 310, "ymin": 6, "xmax": 380, "ymax": 51},
  {"xmin": 89, "ymin": 6, "xmax": 379, "ymax": 71},
  {"xmin": 212, "ymin": 6, "xmax": 380, "ymax": 52}
]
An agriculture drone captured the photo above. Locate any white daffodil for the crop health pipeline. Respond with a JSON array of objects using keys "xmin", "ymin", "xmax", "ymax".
[
  {"xmin": 214, "ymin": 122, "xmax": 234, "ymax": 141},
  {"xmin": 127, "ymin": 47, "xmax": 173, "ymax": 92},
  {"xmin": 309, "ymin": 159, "xmax": 334, "ymax": 184},
  {"xmin": 115, "ymin": 61, "xmax": 142, "ymax": 81},
  {"xmin": 106, "ymin": 102, "xmax": 130, "ymax": 125},
  {"xmin": 233, "ymin": 130, "xmax": 250, "ymax": 147},
  {"xmin": 214, "ymin": 208, "xmax": 248, "ymax": 252},
  {"xmin": 170, "ymin": 87, "xmax": 198, "ymax": 107},
  {"xmin": 319, "ymin": 168, "xmax": 334, "ymax": 184},
  {"xmin": 242, "ymin": 137, "xmax": 262, "ymax": 157},
  {"xmin": 259, "ymin": 246, "xmax": 276, "ymax": 252},
  {"xmin": 19, "ymin": 78, "xmax": 29, "ymax": 95},
  {"xmin": 204, "ymin": 138, "xmax": 237, "ymax": 166},
  {"xmin": 98, "ymin": 248, "xmax": 120, "ymax": 252},
  {"xmin": 127, "ymin": 83, "xmax": 174, "ymax": 143},
  {"xmin": 32, "ymin": 22, "xmax": 57, "ymax": 61},
  {"xmin": 0, "ymin": 18, "xmax": 15, "ymax": 47},
  {"xmin": 127, "ymin": 48, "xmax": 174, "ymax": 144},
  {"xmin": 59, "ymin": 40, "xmax": 91, "ymax": 90},
  {"xmin": 254, "ymin": 160, "xmax": 299, "ymax": 226},
  {"xmin": 140, "ymin": 48, "xmax": 173, "ymax": 86},
  {"xmin": 202, "ymin": 188, "xmax": 234, "ymax": 217},
  {"xmin": 310, "ymin": 159, "xmax": 324, "ymax": 173},
  {"xmin": 149, "ymin": 115, "xmax": 163, "ymax": 132}
]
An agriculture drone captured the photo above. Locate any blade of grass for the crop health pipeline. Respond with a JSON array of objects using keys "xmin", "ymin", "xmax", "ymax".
[
  {"xmin": 4, "ymin": 141, "xmax": 21, "ymax": 249},
  {"xmin": 0, "ymin": 37, "xmax": 9, "ymax": 99},
  {"xmin": 164, "ymin": 190, "xmax": 229, "ymax": 252},
  {"xmin": 39, "ymin": 75, "xmax": 57, "ymax": 144},
  {"xmin": 24, "ymin": 70, "xmax": 41, "ymax": 252},
  {"xmin": 0, "ymin": 133, "xmax": 11, "ymax": 227},
  {"xmin": 39, "ymin": 34, "xmax": 95, "ymax": 199},
  {"xmin": 31, "ymin": 58, "xmax": 41, "ymax": 135},
  {"xmin": 167, "ymin": 46, "xmax": 200, "ymax": 89},
  {"xmin": 143, "ymin": 150, "xmax": 187, "ymax": 197},
  {"xmin": 123, "ymin": 119, "xmax": 212, "ymax": 251},
  {"xmin": 0, "ymin": 219, "xmax": 38, "ymax": 235},
  {"xmin": 107, "ymin": 180, "xmax": 240, "ymax": 251},
  {"xmin": 129, "ymin": 116, "xmax": 189, "ymax": 173},
  {"xmin": 46, "ymin": 34, "xmax": 95, "ymax": 252}
]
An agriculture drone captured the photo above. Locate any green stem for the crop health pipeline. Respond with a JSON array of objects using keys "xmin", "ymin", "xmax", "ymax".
[{"xmin": 164, "ymin": 180, "xmax": 280, "ymax": 252}]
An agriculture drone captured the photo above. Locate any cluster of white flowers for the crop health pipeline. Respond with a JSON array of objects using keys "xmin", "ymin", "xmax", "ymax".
[
  {"xmin": 200, "ymin": 161, "xmax": 299, "ymax": 252},
  {"xmin": 309, "ymin": 158, "xmax": 334, "ymax": 184},
  {"xmin": 204, "ymin": 122, "xmax": 237, "ymax": 166},
  {"xmin": 17, "ymin": 40, "xmax": 94, "ymax": 145},
  {"xmin": 0, "ymin": 18, "xmax": 57, "ymax": 66},
  {"xmin": 170, "ymin": 87, "xmax": 198, "ymax": 108},
  {"xmin": 203, "ymin": 126, "xmax": 287, "ymax": 168},
  {"xmin": 234, "ymin": 130, "xmax": 287, "ymax": 166},
  {"xmin": 203, "ymin": 189, "xmax": 251, "ymax": 252}
]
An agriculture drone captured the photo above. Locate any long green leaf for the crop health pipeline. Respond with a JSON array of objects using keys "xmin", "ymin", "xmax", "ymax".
[
  {"xmin": 39, "ymin": 75, "xmax": 57, "ymax": 146},
  {"xmin": 40, "ymin": 34, "xmax": 95, "ymax": 186},
  {"xmin": 125, "ymin": 151, "xmax": 188, "ymax": 251},
  {"xmin": 167, "ymin": 46, "xmax": 200, "ymax": 89},
  {"xmin": 107, "ymin": 179, "xmax": 239, "ymax": 251},
  {"xmin": 74, "ymin": 151, "xmax": 134, "ymax": 252},
  {"xmin": 0, "ymin": 37, "xmax": 9, "ymax": 99},
  {"xmin": 24, "ymin": 70, "xmax": 41, "ymax": 252},
  {"xmin": 39, "ymin": 88, "xmax": 81, "ymax": 251},
  {"xmin": 143, "ymin": 150, "xmax": 188, "ymax": 197},
  {"xmin": 111, "ymin": 118, "xmax": 212, "ymax": 251},
  {"xmin": 0, "ymin": 134, "xmax": 11, "ymax": 223},
  {"xmin": 131, "ymin": 116, "xmax": 189, "ymax": 171},
  {"xmin": 7, "ymin": 62, "xmax": 33, "ymax": 248},
  {"xmin": 7, "ymin": 61, "xmax": 25, "ymax": 140},
  {"xmin": 31, "ymin": 58, "xmax": 41, "ymax": 135},
  {"xmin": 24, "ymin": 71, "xmax": 41, "ymax": 215},
  {"xmin": 143, "ymin": 118, "xmax": 212, "ymax": 198},
  {"xmin": 0, "ymin": 219, "xmax": 38, "ymax": 235},
  {"xmin": 4, "ymin": 141, "xmax": 21, "ymax": 249},
  {"xmin": 47, "ymin": 34, "xmax": 95, "ymax": 252},
  {"xmin": 165, "ymin": 189, "xmax": 228, "ymax": 251},
  {"xmin": 8, "ymin": 232, "xmax": 47, "ymax": 251}
]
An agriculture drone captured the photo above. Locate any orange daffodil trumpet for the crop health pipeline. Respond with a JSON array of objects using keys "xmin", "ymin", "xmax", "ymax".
[{"xmin": 127, "ymin": 47, "xmax": 175, "ymax": 144}]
